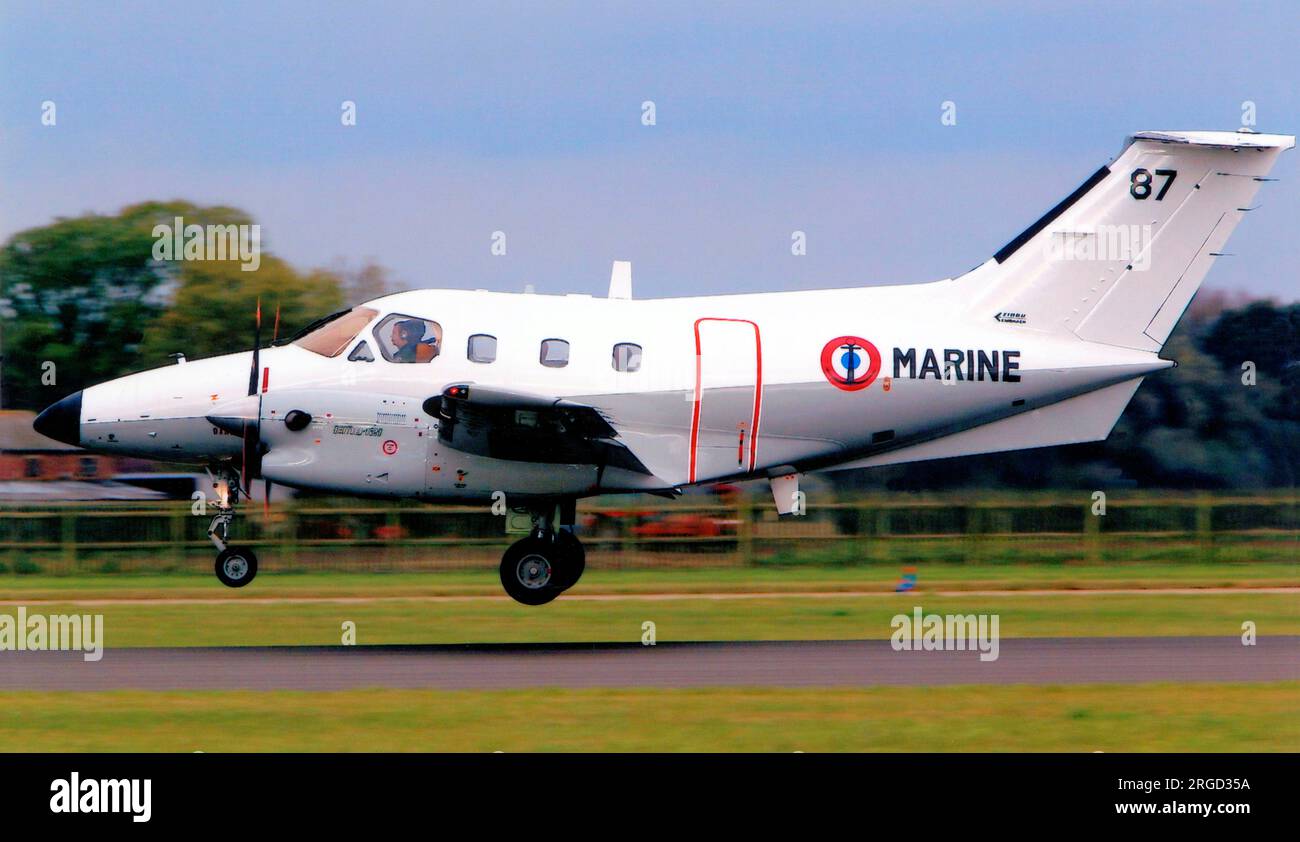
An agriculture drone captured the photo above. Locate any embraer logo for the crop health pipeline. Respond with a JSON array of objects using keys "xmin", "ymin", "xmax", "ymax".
[{"xmin": 994, "ymin": 311, "xmax": 1027, "ymax": 324}]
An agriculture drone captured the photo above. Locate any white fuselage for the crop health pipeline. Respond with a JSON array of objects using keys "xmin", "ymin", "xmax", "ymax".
[{"xmin": 73, "ymin": 281, "xmax": 1167, "ymax": 500}]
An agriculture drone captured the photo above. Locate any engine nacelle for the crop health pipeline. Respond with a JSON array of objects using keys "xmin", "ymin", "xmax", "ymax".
[{"xmin": 256, "ymin": 389, "xmax": 430, "ymax": 496}]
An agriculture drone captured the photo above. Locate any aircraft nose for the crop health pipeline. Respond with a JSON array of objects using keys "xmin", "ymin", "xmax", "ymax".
[{"xmin": 33, "ymin": 390, "xmax": 83, "ymax": 447}]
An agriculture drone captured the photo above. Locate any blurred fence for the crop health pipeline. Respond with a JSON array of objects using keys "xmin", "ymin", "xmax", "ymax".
[{"xmin": 0, "ymin": 491, "xmax": 1295, "ymax": 574}]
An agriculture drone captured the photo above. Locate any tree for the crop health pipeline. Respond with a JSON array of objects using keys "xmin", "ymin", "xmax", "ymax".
[
  {"xmin": 1200, "ymin": 300, "xmax": 1300, "ymax": 421},
  {"xmin": 139, "ymin": 256, "xmax": 344, "ymax": 364},
  {"xmin": 1, "ymin": 201, "xmax": 353, "ymax": 411},
  {"xmin": 331, "ymin": 258, "xmax": 399, "ymax": 306},
  {"xmin": 0, "ymin": 203, "xmax": 172, "ymax": 410}
]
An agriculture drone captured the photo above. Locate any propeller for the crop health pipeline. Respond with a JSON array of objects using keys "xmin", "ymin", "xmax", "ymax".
[
  {"xmin": 206, "ymin": 300, "xmax": 296, "ymax": 516},
  {"xmin": 212, "ymin": 299, "xmax": 287, "ymax": 515},
  {"xmin": 241, "ymin": 298, "xmax": 266, "ymax": 500},
  {"xmin": 263, "ymin": 302, "xmax": 281, "ymax": 515}
]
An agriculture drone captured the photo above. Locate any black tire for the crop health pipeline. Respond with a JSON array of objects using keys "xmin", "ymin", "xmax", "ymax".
[
  {"xmin": 500, "ymin": 537, "xmax": 560, "ymax": 606},
  {"xmin": 552, "ymin": 530, "xmax": 586, "ymax": 591},
  {"xmin": 215, "ymin": 546, "xmax": 258, "ymax": 588}
]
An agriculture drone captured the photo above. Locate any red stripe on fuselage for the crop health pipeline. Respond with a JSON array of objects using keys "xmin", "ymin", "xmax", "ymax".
[{"xmin": 689, "ymin": 318, "xmax": 763, "ymax": 484}]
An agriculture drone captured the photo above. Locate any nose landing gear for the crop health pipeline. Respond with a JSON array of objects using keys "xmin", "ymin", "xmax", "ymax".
[
  {"xmin": 215, "ymin": 545, "xmax": 258, "ymax": 588},
  {"xmin": 206, "ymin": 467, "xmax": 258, "ymax": 588}
]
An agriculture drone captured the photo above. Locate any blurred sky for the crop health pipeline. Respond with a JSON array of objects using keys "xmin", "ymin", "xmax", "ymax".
[{"xmin": 1, "ymin": 1, "xmax": 1297, "ymax": 300}]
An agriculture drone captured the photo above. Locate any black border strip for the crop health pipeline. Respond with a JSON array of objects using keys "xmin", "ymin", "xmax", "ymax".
[
  {"xmin": 8, "ymin": 753, "xmax": 1288, "ymax": 829},
  {"xmin": 993, "ymin": 164, "xmax": 1111, "ymax": 264}
]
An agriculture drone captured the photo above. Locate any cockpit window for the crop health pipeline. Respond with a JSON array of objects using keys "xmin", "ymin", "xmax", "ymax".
[
  {"xmin": 279, "ymin": 309, "xmax": 346, "ymax": 345},
  {"xmin": 347, "ymin": 340, "xmax": 375, "ymax": 362},
  {"xmin": 373, "ymin": 313, "xmax": 442, "ymax": 363},
  {"xmin": 292, "ymin": 307, "xmax": 379, "ymax": 357}
]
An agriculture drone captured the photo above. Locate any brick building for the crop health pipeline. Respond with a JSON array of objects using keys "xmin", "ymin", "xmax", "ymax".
[{"xmin": 0, "ymin": 410, "xmax": 121, "ymax": 481}]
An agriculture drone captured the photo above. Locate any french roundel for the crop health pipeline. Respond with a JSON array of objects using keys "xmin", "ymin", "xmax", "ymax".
[{"xmin": 820, "ymin": 336, "xmax": 881, "ymax": 392}]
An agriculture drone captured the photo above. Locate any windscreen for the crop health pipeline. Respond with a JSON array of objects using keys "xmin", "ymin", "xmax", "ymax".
[{"xmin": 292, "ymin": 307, "xmax": 379, "ymax": 357}]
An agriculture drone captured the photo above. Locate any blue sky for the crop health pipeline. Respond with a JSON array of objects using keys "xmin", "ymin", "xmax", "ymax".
[{"xmin": 2, "ymin": 1, "xmax": 1297, "ymax": 300}]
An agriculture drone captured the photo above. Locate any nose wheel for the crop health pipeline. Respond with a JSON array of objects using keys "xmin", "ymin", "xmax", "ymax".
[
  {"xmin": 499, "ymin": 531, "xmax": 586, "ymax": 605},
  {"xmin": 215, "ymin": 546, "xmax": 259, "ymax": 588}
]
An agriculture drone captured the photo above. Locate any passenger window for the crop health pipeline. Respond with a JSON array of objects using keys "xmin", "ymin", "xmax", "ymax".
[
  {"xmin": 373, "ymin": 314, "xmax": 442, "ymax": 364},
  {"xmin": 348, "ymin": 340, "xmax": 375, "ymax": 362},
  {"xmin": 612, "ymin": 342, "xmax": 642, "ymax": 372},
  {"xmin": 539, "ymin": 338, "xmax": 569, "ymax": 368},
  {"xmin": 467, "ymin": 334, "xmax": 497, "ymax": 364}
]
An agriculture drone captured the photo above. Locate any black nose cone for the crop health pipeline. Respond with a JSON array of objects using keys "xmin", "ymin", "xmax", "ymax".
[{"xmin": 33, "ymin": 390, "xmax": 82, "ymax": 447}]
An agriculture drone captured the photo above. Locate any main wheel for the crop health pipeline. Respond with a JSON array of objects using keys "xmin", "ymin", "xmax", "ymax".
[
  {"xmin": 500, "ymin": 537, "xmax": 560, "ymax": 605},
  {"xmin": 215, "ymin": 546, "xmax": 258, "ymax": 588},
  {"xmin": 551, "ymin": 530, "xmax": 586, "ymax": 591}
]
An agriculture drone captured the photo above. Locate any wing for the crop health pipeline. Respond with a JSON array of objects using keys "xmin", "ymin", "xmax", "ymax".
[{"xmin": 425, "ymin": 384, "xmax": 669, "ymax": 490}]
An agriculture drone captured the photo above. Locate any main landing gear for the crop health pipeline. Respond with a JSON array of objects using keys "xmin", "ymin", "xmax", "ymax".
[
  {"xmin": 499, "ymin": 502, "xmax": 585, "ymax": 606},
  {"xmin": 207, "ymin": 467, "xmax": 258, "ymax": 588}
]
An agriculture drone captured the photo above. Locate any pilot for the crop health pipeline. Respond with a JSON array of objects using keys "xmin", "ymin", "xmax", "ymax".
[{"xmin": 391, "ymin": 319, "xmax": 436, "ymax": 363}]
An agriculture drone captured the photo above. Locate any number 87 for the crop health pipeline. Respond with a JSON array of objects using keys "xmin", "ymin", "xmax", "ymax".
[{"xmin": 1130, "ymin": 168, "xmax": 1177, "ymax": 200}]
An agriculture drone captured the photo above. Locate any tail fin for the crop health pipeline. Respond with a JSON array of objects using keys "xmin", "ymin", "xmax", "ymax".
[{"xmin": 959, "ymin": 130, "xmax": 1294, "ymax": 351}]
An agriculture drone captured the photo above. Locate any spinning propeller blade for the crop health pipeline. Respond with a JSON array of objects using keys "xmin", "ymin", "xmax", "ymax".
[
  {"xmin": 241, "ymin": 298, "xmax": 266, "ymax": 495},
  {"xmin": 248, "ymin": 297, "xmax": 261, "ymax": 397}
]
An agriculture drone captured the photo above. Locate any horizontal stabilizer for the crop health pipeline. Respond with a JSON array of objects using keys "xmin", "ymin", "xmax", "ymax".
[{"xmin": 822, "ymin": 378, "xmax": 1144, "ymax": 471}]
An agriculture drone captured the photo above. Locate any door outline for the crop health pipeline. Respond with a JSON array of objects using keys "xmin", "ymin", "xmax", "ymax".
[{"xmin": 688, "ymin": 317, "xmax": 763, "ymax": 483}]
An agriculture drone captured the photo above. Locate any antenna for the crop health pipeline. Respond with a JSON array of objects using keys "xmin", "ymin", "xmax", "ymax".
[{"xmin": 608, "ymin": 260, "xmax": 632, "ymax": 299}]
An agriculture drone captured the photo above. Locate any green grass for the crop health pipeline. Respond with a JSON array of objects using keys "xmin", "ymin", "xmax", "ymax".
[
  {"xmin": 0, "ymin": 592, "xmax": 1292, "ymax": 646},
  {"xmin": 4, "ymin": 528, "xmax": 1296, "ymax": 577},
  {"xmin": 758, "ymin": 534, "xmax": 1299, "ymax": 566},
  {"xmin": 2, "ymin": 564, "xmax": 1292, "ymax": 753},
  {"xmin": 2, "ymin": 682, "xmax": 1295, "ymax": 751},
  {"xmin": 0, "ymin": 560, "xmax": 1294, "ymax": 599},
  {"xmin": 0, "ymin": 564, "xmax": 1293, "ymax": 645}
]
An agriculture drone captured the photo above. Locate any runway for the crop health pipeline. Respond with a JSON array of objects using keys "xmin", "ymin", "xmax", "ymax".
[{"xmin": 3, "ymin": 636, "xmax": 1296, "ymax": 691}]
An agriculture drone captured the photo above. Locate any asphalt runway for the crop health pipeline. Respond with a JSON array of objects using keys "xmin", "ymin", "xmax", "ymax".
[{"xmin": 3, "ymin": 636, "xmax": 1296, "ymax": 691}]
